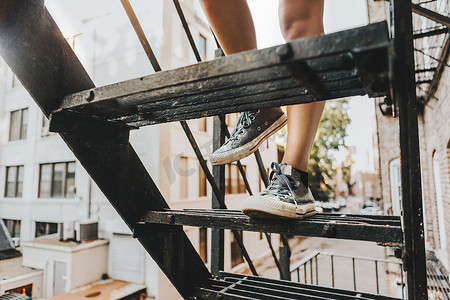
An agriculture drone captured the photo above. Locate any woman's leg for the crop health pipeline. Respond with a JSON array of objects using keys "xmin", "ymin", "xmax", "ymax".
[
  {"xmin": 201, "ymin": 0, "xmax": 325, "ymax": 173},
  {"xmin": 202, "ymin": 0, "xmax": 287, "ymax": 166},
  {"xmin": 200, "ymin": 0, "xmax": 256, "ymax": 55},
  {"xmin": 279, "ymin": 0, "xmax": 325, "ymax": 172}
]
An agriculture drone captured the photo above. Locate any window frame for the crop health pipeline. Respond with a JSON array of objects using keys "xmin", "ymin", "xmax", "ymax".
[
  {"xmin": 9, "ymin": 108, "xmax": 28, "ymax": 141},
  {"xmin": 35, "ymin": 221, "xmax": 58, "ymax": 238},
  {"xmin": 5, "ymin": 165, "xmax": 24, "ymax": 198},
  {"xmin": 198, "ymin": 118, "xmax": 207, "ymax": 132},
  {"xmin": 38, "ymin": 162, "xmax": 76, "ymax": 198},
  {"xmin": 2, "ymin": 219, "xmax": 21, "ymax": 238},
  {"xmin": 230, "ymin": 230, "xmax": 244, "ymax": 268},
  {"xmin": 225, "ymin": 163, "xmax": 246, "ymax": 195},
  {"xmin": 198, "ymin": 33, "xmax": 207, "ymax": 61},
  {"xmin": 199, "ymin": 162, "xmax": 207, "ymax": 197},
  {"xmin": 179, "ymin": 157, "xmax": 189, "ymax": 199},
  {"xmin": 199, "ymin": 227, "xmax": 208, "ymax": 263}
]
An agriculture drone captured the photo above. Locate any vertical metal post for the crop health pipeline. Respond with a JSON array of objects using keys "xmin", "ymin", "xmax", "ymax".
[
  {"xmin": 391, "ymin": 0, "xmax": 428, "ymax": 299},
  {"xmin": 310, "ymin": 260, "xmax": 313, "ymax": 284},
  {"xmin": 331, "ymin": 255, "xmax": 335, "ymax": 287},
  {"xmin": 352, "ymin": 257, "xmax": 356, "ymax": 291},
  {"xmin": 296, "ymin": 268, "xmax": 300, "ymax": 282},
  {"xmin": 279, "ymin": 245, "xmax": 291, "ymax": 280},
  {"xmin": 304, "ymin": 264, "xmax": 307, "ymax": 283},
  {"xmin": 211, "ymin": 116, "xmax": 225, "ymax": 276},
  {"xmin": 315, "ymin": 256, "xmax": 319, "ymax": 285},
  {"xmin": 400, "ymin": 264, "xmax": 405, "ymax": 299},
  {"xmin": 375, "ymin": 261, "xmax": 380, "ymax": 294},
  {"xmin": 279, "ymin": 235, "xmax": 291, "ymax": 280}
]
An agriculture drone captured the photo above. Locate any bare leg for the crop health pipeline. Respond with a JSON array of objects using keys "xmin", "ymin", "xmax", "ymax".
[
  {"xmin": 201, "ymin": 0, "xmax": 325, "ymax": 173},
  {"xmin": 200, "ymin": 0, "xmax": 256, "ymax": 55},
  {"xmin": 280, "ymin": 0, "xmax": 325, "ymax": 172}
]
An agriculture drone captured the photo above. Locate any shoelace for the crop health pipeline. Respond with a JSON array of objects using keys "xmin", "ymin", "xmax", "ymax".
[
  {"xmin": 227, "ymin": 110, "xmax": 258, "ymax": 143},
  {"xmin": 261, "ymin": 162, "xmax": 300, "ymax": 205}
]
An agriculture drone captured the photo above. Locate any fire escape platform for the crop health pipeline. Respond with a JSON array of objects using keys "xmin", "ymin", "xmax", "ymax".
[
  {"xmin": 138, "ymin": 210, "xmax": 403, "ymax": 244},
  {"xmin": 51, "ymin": 22, "xmax": 390, "ymax": 127},
  {"xmin": 193, "ymin": 272, "xmax": 402, "ymax": 300}
]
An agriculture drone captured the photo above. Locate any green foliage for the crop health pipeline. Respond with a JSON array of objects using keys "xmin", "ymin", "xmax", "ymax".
[{"xmin": 309, "ymin": 99, "xmax": 351, "ymax": 201}]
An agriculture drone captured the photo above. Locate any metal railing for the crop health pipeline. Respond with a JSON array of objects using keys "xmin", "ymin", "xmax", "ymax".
[{"xmin": 290, "ymin": 251, "xmax": 405, "ymax": 298}]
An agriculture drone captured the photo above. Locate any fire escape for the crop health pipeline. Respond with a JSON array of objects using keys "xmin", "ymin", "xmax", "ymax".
[{"xmin": 1, "ymin": 0, "xmax": 447, "ymax": 299}]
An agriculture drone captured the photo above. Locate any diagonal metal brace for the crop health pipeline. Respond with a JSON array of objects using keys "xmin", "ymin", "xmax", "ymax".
[{"xmin": 412, "ymin": 3, "xmax": 450, "ymax": 27}]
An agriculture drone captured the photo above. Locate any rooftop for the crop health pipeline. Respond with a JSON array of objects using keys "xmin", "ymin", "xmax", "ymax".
[
  {"xmin": 0, "ymin": 256, "xmax": 42, "ymax": 282},
  {"xmin": 48, "ymin": 279, "xmax": 146, "ymax": 300},
  {"xmin": 23, "ymin": 236, "xmax": 109, "ymax": 253}
]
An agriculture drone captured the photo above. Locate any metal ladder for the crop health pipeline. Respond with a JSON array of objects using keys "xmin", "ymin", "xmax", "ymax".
[{"xmin": 0, "ymin": 0, "xmax": 427, "ymax": 299}]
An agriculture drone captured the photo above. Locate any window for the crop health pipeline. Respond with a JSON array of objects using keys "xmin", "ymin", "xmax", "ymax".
[
  {"xmin": 9, "ymin": 108, "xmax": 28, "ymax": 141},
  {"xmin": 35, "ymin": 222, "xmax": 58, "ymax": 237},
  {"xmin": 230, "ymin": 231, "xmax": 244, "ymax": 268},
  {"xmin": 179, "ymin": 157, "xmax": 188, "ymax": 199},
  {"xmin": 199, "ymin": 227, "xmax": 208, "ymax": 263},
  {"xmin": 3, "ymin": 219, "xmax": 21, "ymax": 238},
  {"xmin": 199, "ymin": 163, "xmax": 207, "ymax": 197},
  {"xmin": 5, "ymin": 166, "xmax": 24, "ymax": 198},
  {"xmin": 258, "ymin": 168, "xmax": 270, "ymax": 193},
  {"xmin": 199, "ymin": 118, "xmax": 207, "ymax": 132},
  {"xmin": 225, "ymin": 164, "xmax": 246, "ymax": 195},
  {"xmin": 38, "ymin": 162, "xmax": 76, "ymax": 198},
  {"xmin": 198, "ymin": 34, "xmax": 207, "ymax": 61},
  {"xmin": 389, "ymin": 158, "xmax": 401, "ymax": 216},
  {"xmin": 433, "ymin": 152, "xmax": 446, "ymax": 250},
  {"xmin": 225, "ymin": 113, "xmax": 238, "ymax": 128}
]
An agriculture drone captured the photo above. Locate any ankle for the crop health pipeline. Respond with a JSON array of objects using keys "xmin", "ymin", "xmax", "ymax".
[{"xmin": 292, "ymin": 167, "xmax": 309, "ymax": 187}]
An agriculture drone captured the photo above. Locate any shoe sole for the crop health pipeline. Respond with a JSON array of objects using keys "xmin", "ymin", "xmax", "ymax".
[
  {"xmin": 242, "ymin": 196, "xmax": 316, "ymax": 219},
  {"xmin": 210, "ymin": 114, "xmax": 287, "ymax": 165}
]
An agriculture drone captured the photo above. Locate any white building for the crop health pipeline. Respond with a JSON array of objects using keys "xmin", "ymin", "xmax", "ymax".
[{"xmin": 0, "ymin": 1, "xmax": 279, "ymax": 299}]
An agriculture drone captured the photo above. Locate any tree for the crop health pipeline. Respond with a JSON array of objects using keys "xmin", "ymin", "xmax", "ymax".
[{"xmin": 308, "ymin": 99, "xmax": 351, "ymax": 201}]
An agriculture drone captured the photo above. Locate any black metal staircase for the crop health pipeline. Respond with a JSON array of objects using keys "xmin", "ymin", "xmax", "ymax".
[{"xmin": 0, "ymin": 0, "xmax": 429, "ymax": 299}]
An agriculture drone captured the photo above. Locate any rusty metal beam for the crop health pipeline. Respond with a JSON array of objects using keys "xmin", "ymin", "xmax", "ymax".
[
  {"xmin": 392, "ymin": 0, "xmax": 428, "ymax": 298},
  {"xmin": 412, "ymin": 3, "xmax": 450, "ymax": 27},
  {"xmin": 425, "ymin": 36, "xmax": 450, "ymax": 102}
]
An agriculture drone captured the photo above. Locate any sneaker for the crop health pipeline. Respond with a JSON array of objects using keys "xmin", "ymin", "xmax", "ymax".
[
  {"xmin": 210, "ymin": 107, "xmax": 287, "ymax": 165},
  {"xmin": 242, "ymin": 162, "xmax": 316, "ymax": 219}
]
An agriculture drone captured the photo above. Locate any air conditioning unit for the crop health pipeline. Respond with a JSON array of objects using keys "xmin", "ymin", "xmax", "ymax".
[
  {"xmin": 59, "ymin": 221, "xmax": 75, "ymax": 241},
  {"xmin": 75, "ymin": 221, "xmax": 98, "ymax": 242}
]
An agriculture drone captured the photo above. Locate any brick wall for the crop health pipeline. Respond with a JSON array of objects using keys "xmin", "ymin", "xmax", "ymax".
[
  {"xmin": 422, "ymin": 66, "xmax": 450, "ymax": 265},
  {"xmin": 374, "ymin": 101, "xmax": 399, "ymax": 214},
  {"xmin": 369, "ymin": 0, "xmax": 450, "ymax": 268}
]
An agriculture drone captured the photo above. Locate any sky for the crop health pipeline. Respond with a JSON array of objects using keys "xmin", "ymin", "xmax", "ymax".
[{"xmin": 247, "ymin": 0, "xmax": 376, "ymax": 173}]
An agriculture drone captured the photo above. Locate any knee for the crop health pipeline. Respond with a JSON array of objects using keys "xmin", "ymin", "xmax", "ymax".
[
  {"xmin": 280, "ymin": 17, "xmax": 312, "ymax": 41},
  {"xmin": 279, "ymin": 4, "xmax": 324, "ymax": 41}
]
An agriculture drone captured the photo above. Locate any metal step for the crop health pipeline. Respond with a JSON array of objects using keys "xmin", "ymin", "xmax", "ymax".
[
  {"xmin": 193, "ymin": 272, "xmax": 401, "ymax": 300},
  {"xmin": 136, "ymin": 209, "xmax": 403, "ymax": 245},
  {"xmin": 51, "ymin": 21, "xmax": 390, "ymax": 127}
]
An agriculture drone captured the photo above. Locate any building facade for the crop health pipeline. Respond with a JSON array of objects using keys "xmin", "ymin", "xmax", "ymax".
[
  {"xmin": 368, "ymin": 0, "xmax": 450, "ymax": 270},
  {"xmin": 0, "ymin": 1, "xmax": 279, "ymax": 299}
]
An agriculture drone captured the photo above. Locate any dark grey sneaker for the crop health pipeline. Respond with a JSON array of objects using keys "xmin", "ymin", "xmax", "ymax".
[
  {"xmin": 242, "ymin": 162, "xmax": 316, "ymax": 219},
  {"xmin": 210, "ymin": 107, "xmax": 287, "ymax": 165}
]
